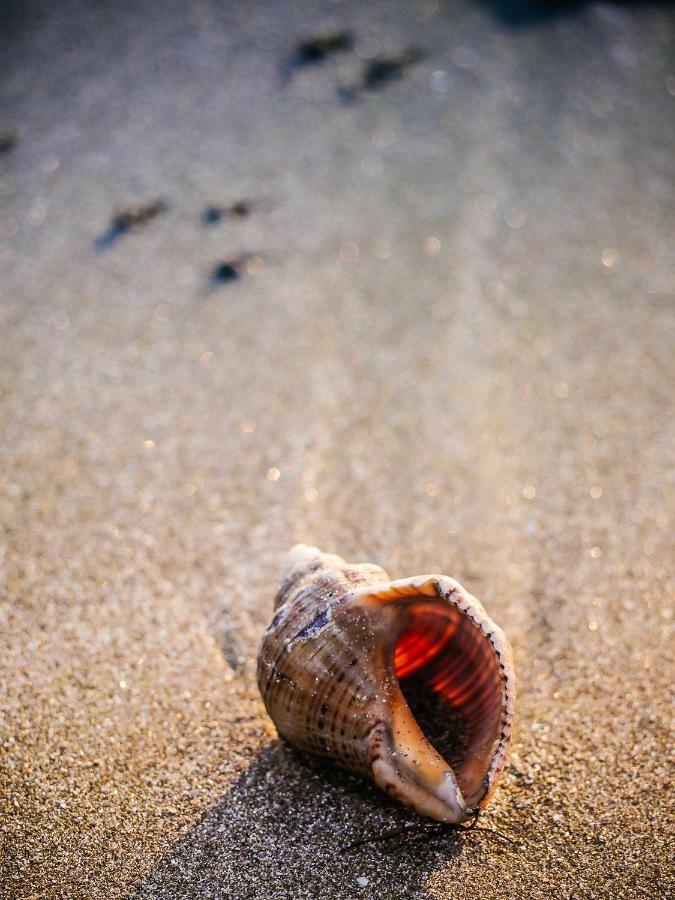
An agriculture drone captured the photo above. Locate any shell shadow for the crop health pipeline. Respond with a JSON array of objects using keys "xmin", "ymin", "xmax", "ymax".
[{"xmin": 128, "ymin": 739, "xmax": 469, "ymax": 899}]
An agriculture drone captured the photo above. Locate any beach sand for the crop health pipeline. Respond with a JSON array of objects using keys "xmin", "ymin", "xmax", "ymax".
[{"xmin": 1, "ymin": 1, "xmax": 673, "ymax": 897}]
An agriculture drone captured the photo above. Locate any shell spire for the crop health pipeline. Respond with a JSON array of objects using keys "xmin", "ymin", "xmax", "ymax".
[{"xmin": 257, "ymin": 545, "xmax": 515, "ymax": 823}]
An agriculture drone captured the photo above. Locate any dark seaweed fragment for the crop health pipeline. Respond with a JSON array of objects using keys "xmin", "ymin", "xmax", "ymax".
[
  {"xmin": 281, "ymin": 30, "xmax": 354, "ymax": 84},
  {"xmin": 338, "ymin": 48, "xmax": 425, "ymax": 102},
  {"xmin": 212, "ymin": 262, "xmax": 240, "ymax": 284},
  {"xmin": 202, "ymin": 200, "xmax": 252, "ymax": 225},
  {"xmin": 0, "ymin": 132, "xmax": 17, "ymax": 155},
  {"xmin": 95, "ymin": 199, "xmax": 168, "ymax": 251}
]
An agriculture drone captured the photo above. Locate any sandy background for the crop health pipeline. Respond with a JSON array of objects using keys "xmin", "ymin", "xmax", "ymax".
[{"xmin": 1, "ymin": 0, "xmax": 674, "ymax": 897}]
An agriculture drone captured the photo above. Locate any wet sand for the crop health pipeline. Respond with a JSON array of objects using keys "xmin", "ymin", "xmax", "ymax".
[{"xmin": 1, "ymin": 1, "xmax": 673, "ymax": 897}]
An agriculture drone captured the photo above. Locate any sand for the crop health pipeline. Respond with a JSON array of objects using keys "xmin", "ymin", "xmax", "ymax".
[{"xmin": 1, "ymin": 0, "xmax": 673, "ymax": 897}]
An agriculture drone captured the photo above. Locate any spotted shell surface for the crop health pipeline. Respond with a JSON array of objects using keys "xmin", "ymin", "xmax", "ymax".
[{"xmin": 257, "ymin": 545, "xmax": 516, "ymax": 824}]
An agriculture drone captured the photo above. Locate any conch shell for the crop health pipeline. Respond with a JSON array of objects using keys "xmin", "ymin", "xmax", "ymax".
[{"xmin": 257, "ymin": 545, "xmax": 515, "ymax": 823}]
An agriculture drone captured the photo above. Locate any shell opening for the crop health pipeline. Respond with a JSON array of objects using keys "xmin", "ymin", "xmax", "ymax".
[{"xmin": 394, "ymin": 600, "xmax": 504, "ymax": 810}]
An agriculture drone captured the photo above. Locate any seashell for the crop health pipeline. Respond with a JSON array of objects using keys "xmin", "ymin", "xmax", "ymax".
[{"xmin": 257, "ymin": 545, "xmax": 515, "ymax": 824}]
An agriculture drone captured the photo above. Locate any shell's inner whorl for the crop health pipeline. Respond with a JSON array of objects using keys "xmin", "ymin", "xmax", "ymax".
[{"xmin": 394, "ymin": 601, "xmax": 504, "ymax": 810}]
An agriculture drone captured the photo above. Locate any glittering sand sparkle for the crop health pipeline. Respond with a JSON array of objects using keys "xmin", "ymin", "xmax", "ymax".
[{"xmin": 1, "ymin": 1, "xmax": 674, "ymax": 899}]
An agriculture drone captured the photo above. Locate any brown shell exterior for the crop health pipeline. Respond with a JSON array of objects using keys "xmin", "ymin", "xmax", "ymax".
[
  {"xmin": 258, "ymin": 552, "xmax": 389, "ymax": 777},
  {"xmin": 257, "ymin": 546, "xmax": 515, "ymax": 823}
]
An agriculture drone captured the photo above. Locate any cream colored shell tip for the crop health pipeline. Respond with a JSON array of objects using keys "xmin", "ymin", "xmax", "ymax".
[{"xmin": 257, "ymin": 545, "xmax": 515, "ymax": 823}]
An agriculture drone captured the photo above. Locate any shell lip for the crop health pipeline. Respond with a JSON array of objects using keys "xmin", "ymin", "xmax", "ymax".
[
  {"xmin": 369, "ymin": 711, "xmax": 475, "ymax": 823},
  {"xmin": 351, "ymin": 573, "xmax": 515, "ymax": 820}
]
